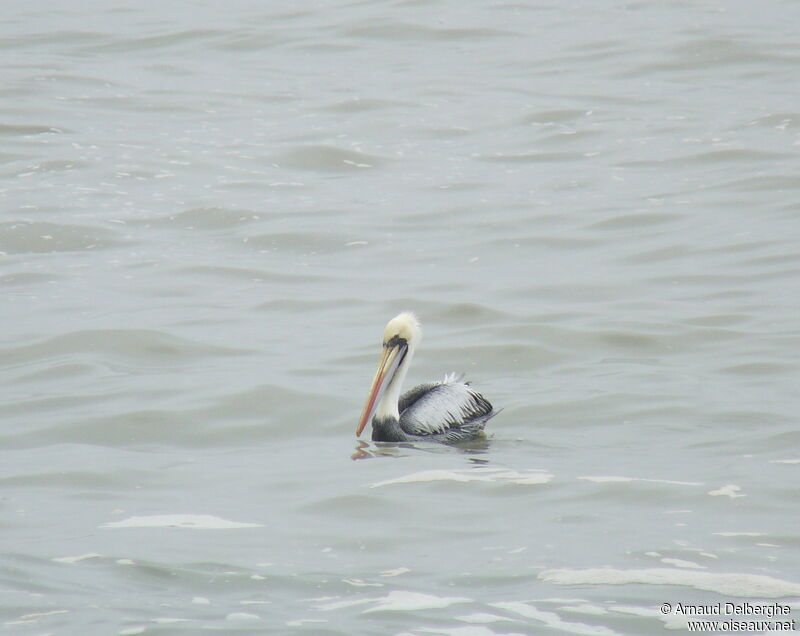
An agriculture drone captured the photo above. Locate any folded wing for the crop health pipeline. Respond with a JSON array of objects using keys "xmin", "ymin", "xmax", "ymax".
[{"xmin": 398, "ymin": 378, "xmax": 494, "ymax": 437}]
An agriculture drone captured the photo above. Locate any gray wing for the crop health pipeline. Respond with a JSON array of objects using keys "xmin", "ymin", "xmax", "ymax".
[
  {"xmin": 397, "ymin": 372, "xmax": 465, "ymax": 413},
  {"xmin": 398, "ymin": 379, "xmax": 494, "ymax": 437}
]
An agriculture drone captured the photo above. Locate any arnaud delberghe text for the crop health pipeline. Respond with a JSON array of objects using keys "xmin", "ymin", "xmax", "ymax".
[{"xmin": 674, "ymin": 602, "xmax": 791, "ymax": 618}]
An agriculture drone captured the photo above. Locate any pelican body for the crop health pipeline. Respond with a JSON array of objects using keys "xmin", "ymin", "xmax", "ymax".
[{"xmin": 356, "ymin": 312, "xmax": 497, "ymax": 443}]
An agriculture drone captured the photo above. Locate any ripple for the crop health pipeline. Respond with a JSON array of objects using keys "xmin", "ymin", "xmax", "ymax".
[
  {"xmin": 523, "ymin": 109, "xmax": 591, "ymax": 124},
  {"xmin": 275, "ymin": 145, "xmax": 386, "ymax": 172},
  {"xmin": 0, "ymin": 221, "xmax": 124, "ymax": 254},
  {"xmin": 711, "ymin": 175, "xmax": 800, "ymax": 193},
  {"xmin": 0, "ymin": 271, "xmax": 60, "ymax": 286},
  {"xmin": 744, "ymin": 113, "xmax": 800, "ymax": 129},
  {"xmin": 588, "ymin": 212, "xmax": 684, "ymax": 231},
  {"xmin": 323, "ymin": 97, "xmax": 415, "ymax": 113},
  {"xmin": 539, "ymin": 567, "xmax": 800, "ymax": 598},
  {"xmin": 491, "ymin": 601, "xmax": 616, "ymax": 635},
  {"xmin": 361, "ymin": 590, "xmax": 472, "ymax": 613},
  {"xmin": 299, "ymin": 494, "xmax": 400, "ymax": 518},
  {"xmin": 137, "ymin": 207, "xmax": 265, "ymax": 230},
  {"xmin": 0, "ymin": 329, "xmax": 245, "ymax": 365},
  {"xmin": 341, "ymin": 22, "xmax": 516, "ymax": 42},
  {"xmin": 80, "ymin": 29, "xmax": 225, "ymax": 54},
  {"xmin": 479, "ymin": 151, "xmax": 587, "ymax": 164},
  {"xmin": 619, "ymin": 148, "xmax": 792, "ymax": 167},
  {"xmin": 623, "ymin": 38, "xmax": 794, "ymax": 76},
  {"xmin": 255, "ymin": 298, "xmax": 358, "ymax": 312},
  {"xmin": 719, "ymin": 362, "xmax": 795, "ymax": 376},
  {"xmin": 181, "ymin": 265, "xmax": 328, "ymax": 285},
  {"xmin": 245, "ymin": 230, "xmax": 355, "ymax": 253},
  {"xmin": 0, "ymin": 124, "xmax": 64, "ymax": 135},
  {"xmin": 371, "ymin": 468, "xmax": 553, "ymax": 488},
  {"xmin": 431, "ymin": 302, "xmax": 513, "ymax": 325},
  {"xmin": 101, "ymin": 514, "xmax": 262, "ymax": 529},
  {"xmin": 11, "ymin": 158, "xmax": 89, "ymax": 175}
]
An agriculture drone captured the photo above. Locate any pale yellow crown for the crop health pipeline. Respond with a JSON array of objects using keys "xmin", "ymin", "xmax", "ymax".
[{"xmin": 383, "ymin": 311, "xmax": 422, "ymax": 346}]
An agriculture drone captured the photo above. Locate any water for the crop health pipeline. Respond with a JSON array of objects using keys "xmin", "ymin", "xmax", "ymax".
[{"xmin": 2, "ymin": 1, "xmax": 799, "ymax": 634}]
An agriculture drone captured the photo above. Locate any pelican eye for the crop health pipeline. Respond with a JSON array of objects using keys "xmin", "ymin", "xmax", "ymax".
[{"xmin": 384, "ymin": 335, "xmax": 407, "ymax": 349}]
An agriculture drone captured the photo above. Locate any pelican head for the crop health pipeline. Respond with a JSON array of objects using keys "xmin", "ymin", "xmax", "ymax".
[{"xmin": 356, "ymin": 312, "xmax": 422, "ymax": 437}]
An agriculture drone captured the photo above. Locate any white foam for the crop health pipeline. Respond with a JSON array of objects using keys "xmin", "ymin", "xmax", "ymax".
[
  {"xmin": 100, "ymin": 514, "xmax": 262, "ymax": 529},
  {"xmin": 371, "ymin": 469, "xmax": 489, "ymax": 487},
  {"xmin": 226, "ymin": 612, "xmax": 259, "ymax": 621},
  {"xmin": 491, "ymin": 601, "xmax": 616, "ymax": 635},
  {"xmin": 52, "ymin": 553, "xmax": 102, "ymax": 564},
  {"xmin": 286, "ymin": 618, "xmax": 328, "ymax": 627},
  {"xmin": 539, "ymin": 567, "xmax": 800, "ymax": 598},
  {"xmin": 417, "ymin": 627, "xmax": 524, "ymax": 636},
  {"xmin": 708, "ymin": 484, "xmax": 744, "ymax": 498},
  {"xmin": 558, "ymin": 603, "xmax": 608, "ymax": 616},
  {"xmin": 493, "ymin": 470, "xmax": 554, "ymax": 485},
  {"xmin": 16, "ymin": 610, "xmax": 69, "ymax": 621},
  {"xmin": 659, "ymin": 558, "xmax": 705, "ymax": 569},
  {"xmin": 362, "ymin": 591, "xmax": 472, "ymax": 613},
  {"xmin": 608, "ymin": 605, "xmax": 661, "ymax": 618},
  {"xmin": 579, "ymin": 475, "xmax": 634, "ymax": 483},
  {"xmin": 370, "ymin": 468, "xmax": 552, "ymax": 488},
  {"xmin": 579, "ymin": 476, "xmax": 702, "ymax": 486},
  {"xmin": 770, "ymin": 458, "xmax": 800, "ymax": 464},
  {"xmin": 457, "ymin": 612, "xmax": 516, "ymax": 623},
  {"xmin": 315, "ymin": 598, "xmax": 377, "ymax": 611},
  {"xmin": 342, "ymin": 578, "xmax": 383, "ymax": 588},
  {"xmin": 713, "ymin": 531, "xmax": 765, "ymax": 537},
  {"xmin": 380, "ymin": 567, "xmax": 411, "ymax": 577}
]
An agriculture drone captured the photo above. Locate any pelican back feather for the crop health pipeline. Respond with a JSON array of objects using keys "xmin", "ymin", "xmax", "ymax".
[{"xmin": 398, "ymin": 379, "xmax": 494, "ymax": 439}]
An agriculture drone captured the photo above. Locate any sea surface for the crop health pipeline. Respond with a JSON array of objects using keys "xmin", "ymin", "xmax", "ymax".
[{"xmin": 2, "ymin": 1, "xmax": 799, "ymax": 634}]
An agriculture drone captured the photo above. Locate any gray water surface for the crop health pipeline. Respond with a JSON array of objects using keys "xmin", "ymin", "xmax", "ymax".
[{"xmin": 2, "ymin": 1, "xmax": 799, "ymax": 634}]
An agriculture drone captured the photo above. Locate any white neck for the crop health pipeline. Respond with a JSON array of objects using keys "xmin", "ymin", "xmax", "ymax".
[{"xmin": 375, "ymin": 347, "xmax": 414, "ymax": 421}]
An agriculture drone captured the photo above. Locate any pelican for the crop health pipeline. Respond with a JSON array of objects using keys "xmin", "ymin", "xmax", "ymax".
[{"xmin": 356, "ymin": 312, "xmax": 498, "ymax": 443}]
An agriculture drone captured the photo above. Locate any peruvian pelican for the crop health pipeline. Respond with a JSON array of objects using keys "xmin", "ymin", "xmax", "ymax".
[{"xmin": 356, "ymin": 312, "xmax": 498, "ymax": 443}]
